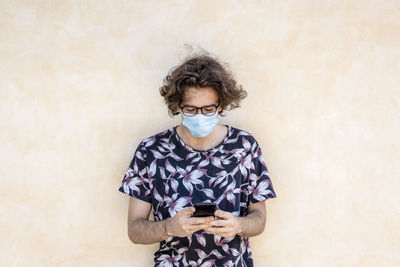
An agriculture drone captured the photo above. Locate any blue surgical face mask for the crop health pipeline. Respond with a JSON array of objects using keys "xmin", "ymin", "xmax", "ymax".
[{"xmin": 182, "ymin": 112, "xmax": 219, "ymax": 138}]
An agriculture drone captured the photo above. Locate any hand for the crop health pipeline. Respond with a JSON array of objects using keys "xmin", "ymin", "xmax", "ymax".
[
  {"xmin": 165, "ymin": 207, "xmax": 214, "ymax": 237},
  {"xmin": 204, "ymin": 210, "xmax": 243, "ymax": 238}
]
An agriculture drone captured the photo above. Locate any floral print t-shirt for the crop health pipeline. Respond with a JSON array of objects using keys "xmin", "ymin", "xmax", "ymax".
[{"xmin": 118, "ymin": 124, "xmax": 277, "ymax": 267}]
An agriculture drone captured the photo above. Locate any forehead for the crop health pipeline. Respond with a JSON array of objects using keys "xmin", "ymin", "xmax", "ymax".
[{"xmin": 181, "ymin": 87, "xmax": 219, "ymax": 106}]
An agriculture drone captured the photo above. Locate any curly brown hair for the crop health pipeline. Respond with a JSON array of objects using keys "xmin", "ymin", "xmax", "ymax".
[{"xmin": 159, "ymin": 54, "xmax": 247, "ymax": 117}]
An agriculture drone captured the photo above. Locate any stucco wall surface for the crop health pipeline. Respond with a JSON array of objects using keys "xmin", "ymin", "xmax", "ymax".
[{"xmin": 1, "ymin": 1, "xmax": 399, "ymax": 266}]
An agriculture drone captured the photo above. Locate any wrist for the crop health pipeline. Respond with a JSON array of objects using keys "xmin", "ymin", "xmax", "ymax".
[
  {"xmin": 164, "ymin": 218, "xmax": 172, "ymax": 237},
  {"xmin": 236, "ymin": 216, "xmax": 244, "ymax": 236}
]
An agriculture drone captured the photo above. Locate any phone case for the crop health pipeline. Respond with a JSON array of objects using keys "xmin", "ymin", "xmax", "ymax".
[{"xmin": 192, "ymin": 204, "xmax": 216, "ymax": 217}]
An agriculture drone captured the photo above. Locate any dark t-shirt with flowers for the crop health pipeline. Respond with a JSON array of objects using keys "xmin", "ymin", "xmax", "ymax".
[{"xmin": 118, "ymin": 124, "xmax": 277, "ymax": 267}]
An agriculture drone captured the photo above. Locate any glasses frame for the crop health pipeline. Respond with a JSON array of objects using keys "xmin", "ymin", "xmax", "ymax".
[{"xmin": 179, "ymin": 101, "xmax": 220, "ymax": 117}]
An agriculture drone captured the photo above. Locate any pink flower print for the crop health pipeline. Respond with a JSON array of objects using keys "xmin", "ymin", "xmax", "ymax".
[
  {"xmin": 256, "ymin": 147, "xmax": 268, "ymax": 168},
  {"xmin": 118, "ymin": 126, "xmax": 277, "ymax": 266},
  {"xmin": 194, "ymin": 249, "xmax": 217, "ymax": 267},
  {"xmin": 122, "ymin": 159, "xmax": 148, "ymax": 195},
  {"xmin": 195, "ymin": 233, "xmax": 206, "ymax": 247},
  {"xmin": 161, "ymin": 140, "xmax": 184, "ymax": 161},
  {"xmin": 198, "ymin": 153, "xmax": 224, "ymax": 169},
  {"xmin": 199, "ymin": 259, "xmax": 216, "ymax": 267},
  {"xmin": 165, "ymin": 159, "xmax": 177, "ymax": 176},
  {"xmin": 157, "ymin": 253, "xmax": 183, "ymax": 267},
  {"xmin": 159, "ymin": 160, "xmax": 179, "ymax": 194},
  {"xmin": 249, "ymin": 179, "xmax": 273, "ymax": 201},
  {"xmin": 150, "ymin": 140, "xmax": 183, "ymax": 161},
  {"xmin": 134, "ymin": 149, "xmax": 145, "ymax": 161},
  {"xmin": 122, "ymin": 168, "xmax": 141, "ymax": 195},
  {"xmin": 200, "ymin": 188, "xmax": 216, "ymax": 199},
  {"xmin": 147, "ymin": 158, "xmax": 157, "ymax": 179},
  {"xmin": 224, "ymin": 129, "xmax": 249, "ymax": 144},
  {"xmin": 237, "ymin": 153, "xmax": 252, "ymax": 180},
  {"xmin": 249, "ymin": 169, "xmax": 269, "ymax": 183},
  {"xmin": 176, "ymin": 166, "xmax": 205, "ymax": 195},
  {"xmin": 153, "ymin": 187, "xmax": 164, "ymax": 203},
  {"xmin": 209, "ymin": 249, "xmax": 224, "ymax": 259},
  {"xmin": 214, "ymin": 235, "xmax": 234, "ymax": 254},
  {"xmin": 142, "ymin": 136, "xmax": 156, "ymax": 147},
  {"xmin": 229, "ymin": 247, "xmax": 240, "ymax": 256},
  {"xmin": 186, "ymin": 152, "xmax": 198, "ymax": 161},
  {"xmin": 214, "ymin": 178, "xmax": 241, "ymax": 206},
  {"xmin": 208, "ymin": 170, "xmax": 228, "ymax": 187},
  {"xmin": 164, "ymin": 193, "xmax": 192, "ymax": 217}
]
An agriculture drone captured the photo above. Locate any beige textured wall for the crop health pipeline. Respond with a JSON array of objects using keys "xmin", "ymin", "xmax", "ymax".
[{"xmin": 1, "ymin": 1, "xmax": 399, "ymax": 266}]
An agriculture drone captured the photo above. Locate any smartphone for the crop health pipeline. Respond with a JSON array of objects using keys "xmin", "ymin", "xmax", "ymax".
[{"xmin": 192, "ymin": 203, "xmax": 217, "ymax": 217}]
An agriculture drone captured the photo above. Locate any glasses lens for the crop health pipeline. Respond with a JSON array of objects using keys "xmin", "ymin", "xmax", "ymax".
[
  {"xmin": 182, "ymin": 107, "xmax": 197, "ymax": 116},
  {"xmin": 202, "ymin": 106, "xmax": 217, "ymax": 116}
]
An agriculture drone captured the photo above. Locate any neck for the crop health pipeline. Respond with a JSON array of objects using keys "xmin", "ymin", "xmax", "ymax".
[{"xmin": 177, "ymin": 124, "xmax": 220, "ymax": 150}]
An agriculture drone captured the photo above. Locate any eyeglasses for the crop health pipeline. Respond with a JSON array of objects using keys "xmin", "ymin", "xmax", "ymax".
[{"xmin": 179, "ymin": 101, "xmax": 220, "ymax": 117}]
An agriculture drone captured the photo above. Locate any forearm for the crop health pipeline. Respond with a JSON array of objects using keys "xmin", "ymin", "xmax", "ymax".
[
  {"xmin": 237, "ymin": 209, "xmax": 266, "ymax": 237},
  {"xmin": 128, "ymin": 217, "xmax": 169, "ymax": 244}
]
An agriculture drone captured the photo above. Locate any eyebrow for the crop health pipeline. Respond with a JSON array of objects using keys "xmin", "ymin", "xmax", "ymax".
[
  {"xmin": 180, "ymin": 103, "xmax": 218, "ymax": 107},
  {"xmin": 180, "ymin": 100, "xmax": 219, "ymax": 106}
]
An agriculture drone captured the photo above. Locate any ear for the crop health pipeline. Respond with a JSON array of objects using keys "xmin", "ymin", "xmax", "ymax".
[{"xmin": 216, "ymin": 100, "xmax": 222, "ymax": 112}]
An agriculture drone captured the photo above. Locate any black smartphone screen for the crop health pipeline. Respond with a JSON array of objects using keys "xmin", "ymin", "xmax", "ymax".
[{"xmin": 192, "ymin": 204, "xmax": 217, "ymax": 217}]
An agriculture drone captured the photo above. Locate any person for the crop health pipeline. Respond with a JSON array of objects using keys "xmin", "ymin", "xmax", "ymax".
[{"xmin": 118, "ymin": 54, "xmax": 277, "ymax": 267}]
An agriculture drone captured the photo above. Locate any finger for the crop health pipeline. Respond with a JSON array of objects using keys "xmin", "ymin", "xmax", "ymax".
[
  {"xmin": 187, "ymin": 224, "xmax": 212, "ymax": 232},
  {"xmin": 185, "ymin": 225, "xmax": 211, "ymax": 234},
  {"xmin": 187, "ymin": 216, "xmax": 214, "ymax": 225},
  {"xmin": 209, "ymin": 219, "xmax": 232, "ymax": 227},
  {"xmin": 214, "ymin": 210, "xmax": 232, "ymax": 219},
  {"xmin": 185, "ymin": 221, "xmax": 213, "ymax": 230},
  {"xmin": 180, "ymin": 207, "xmax": 196, "ymax": 216}
]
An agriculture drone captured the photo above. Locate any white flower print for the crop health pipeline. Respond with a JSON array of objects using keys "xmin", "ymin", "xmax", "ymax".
[
  {"xmin": 176, "ymin": 166, "xmax": 205, "ymax": 195},
  {"xmin": 213, "ymin": 177, "xmax": 241, "ymax": 206},
  {"xmin": 118, "ymin": 125, "xmax": 276, "ymax": 266},
  {"xmin": 164, "ymin": 193, "xmax": 192, "ymax": 217},
  {"xmin": 249, "ymin": 179, "xmax": 274, "ymax": 202},
  {"xmin": 198, "ymin": 152, "xmax": 226, "ymax": 169},
  {"xmin": 157, "ymin": 254, "xmax": 183, "ymax": 267}
]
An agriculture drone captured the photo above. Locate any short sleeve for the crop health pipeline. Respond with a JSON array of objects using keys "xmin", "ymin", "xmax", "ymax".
[
  {"xmin": 118, "ymin": 141, "xmax": 152, "ymax": 203},
  {"xmin": 247, "ymin": 140, "xmax": 277, "ymax": 205}
]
